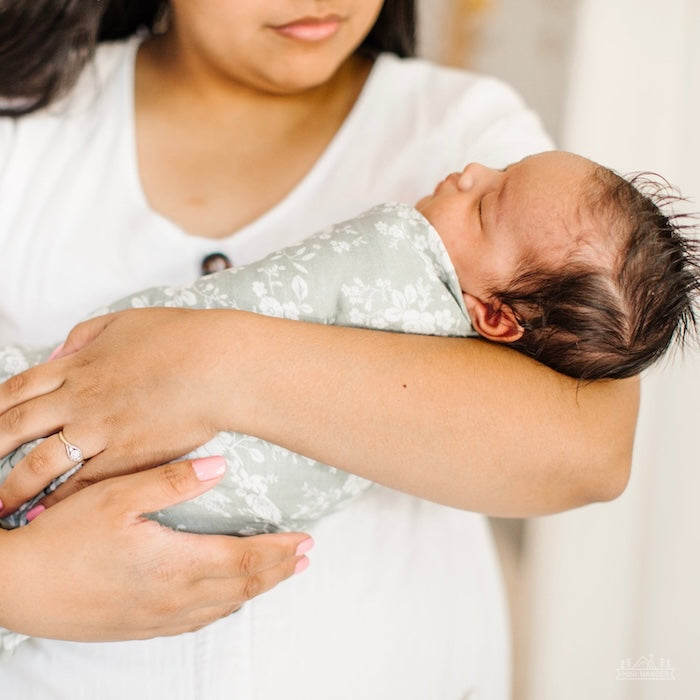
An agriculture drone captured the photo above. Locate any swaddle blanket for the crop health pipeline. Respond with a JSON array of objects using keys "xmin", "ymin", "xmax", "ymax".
[
  {"xmin": 0, "ymin": 203, "xmax": 473, "ymax": 536},
  {"xmin": 0, "ymin": 202, "xmax": 474, "ymax": 654}
]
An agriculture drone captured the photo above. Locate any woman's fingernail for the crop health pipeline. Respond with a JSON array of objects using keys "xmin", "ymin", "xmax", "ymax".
[
  {"xmin": 48, "ymin": 342, "xmax": 65, "ymax": 361},
  {"xmin": 295, "ymin": 537, "xmax": 314, "ymax": 557},
  {"xmin": 26, "ymin": 505, "xmax": 45, "ymax": 522},
  {"xmin": 294, "ymin": 556, "xmax": 310, "ymax": 575},
  {"xmin": 192, "ymin": 456, "xmax": 226, "ymax": 481}
]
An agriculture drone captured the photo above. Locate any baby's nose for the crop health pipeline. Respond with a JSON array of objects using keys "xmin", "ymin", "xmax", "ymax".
[{"xmin": 457, "ymin": 162, "xmax": 499, "ymax": 192}]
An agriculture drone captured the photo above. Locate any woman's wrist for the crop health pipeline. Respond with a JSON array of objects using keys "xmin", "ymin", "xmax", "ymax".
[{"xmin": 186, "ymin": 310, "xmax": 275, "ymax": 434}]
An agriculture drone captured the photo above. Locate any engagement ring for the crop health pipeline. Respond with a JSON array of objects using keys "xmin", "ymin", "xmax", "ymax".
[{"xmin": 58, "ymin": 430, "xmax": 84, "ymax": 463}]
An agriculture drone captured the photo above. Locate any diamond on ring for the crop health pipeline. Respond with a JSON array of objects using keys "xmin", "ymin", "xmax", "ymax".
[{"xmin": 58, "ymin": 430, "xmax": 84, "ymax": 463}]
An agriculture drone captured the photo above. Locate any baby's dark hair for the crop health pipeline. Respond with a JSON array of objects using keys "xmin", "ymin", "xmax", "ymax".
[{"xmin": 492, "ymin": 166, "xmax": 700, "ymax": 380}]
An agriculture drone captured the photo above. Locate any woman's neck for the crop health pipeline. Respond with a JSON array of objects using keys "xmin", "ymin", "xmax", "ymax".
[{"xmin": 134, "ymin": 34, "xmax": 373, "ymax": 238}]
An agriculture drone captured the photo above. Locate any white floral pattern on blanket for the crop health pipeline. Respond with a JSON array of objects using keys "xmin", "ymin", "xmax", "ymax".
[{"xmin": 0, "ymin": 203, "xmax": 473, "ymax": 536}]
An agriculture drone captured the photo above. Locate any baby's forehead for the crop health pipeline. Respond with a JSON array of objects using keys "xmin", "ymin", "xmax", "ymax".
[
  {"xmin": 503, "ymin": 152, "xmax": 598, "ymax": 207},
  {"xmin": 530, "ymin": 192, "xmax": 615, "ymax": 265}
]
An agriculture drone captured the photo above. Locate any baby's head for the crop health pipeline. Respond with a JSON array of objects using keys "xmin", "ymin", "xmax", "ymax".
[{"xmin": 416, "ymin": 151, "xmax": 700, "ymax": 379}]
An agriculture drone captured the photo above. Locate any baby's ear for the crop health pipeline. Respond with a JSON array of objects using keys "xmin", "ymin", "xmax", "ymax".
[{"xmin": 463, "ymin": 293, "xmax": 524, "ymax": 343}]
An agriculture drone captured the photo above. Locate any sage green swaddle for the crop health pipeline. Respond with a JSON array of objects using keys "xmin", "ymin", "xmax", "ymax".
[
  {"xmin": 0, "ymin": 202, "xmax": 477, "ymax": 655},
  {"xmin": 0, "ymin": 203, "xmax": 474, "ymax": 536}
]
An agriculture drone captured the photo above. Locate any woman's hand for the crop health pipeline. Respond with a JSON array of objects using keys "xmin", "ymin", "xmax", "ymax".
[
  {"xmin": 0, "ymin": 308, "xmax": 241, "ymax": 513},
  {"xmin": 0, "ymin": 457, "xmax": 312, "ymax": 641}
]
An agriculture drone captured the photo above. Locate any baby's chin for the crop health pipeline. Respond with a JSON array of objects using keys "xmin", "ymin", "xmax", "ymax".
[{"xmin": 414, "ymin": 195, "xmax": 430, "ymax": 211}]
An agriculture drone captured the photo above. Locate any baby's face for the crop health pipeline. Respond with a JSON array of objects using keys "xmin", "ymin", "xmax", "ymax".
[{"xmin": 416, "ymin": 151, "xmax": 598, "ymax": 300}]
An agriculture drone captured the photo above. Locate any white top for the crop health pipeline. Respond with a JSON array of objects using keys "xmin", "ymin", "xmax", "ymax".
[{"xmin": 0, "ymin": 39, "xmax": 551, "ymax": 699}]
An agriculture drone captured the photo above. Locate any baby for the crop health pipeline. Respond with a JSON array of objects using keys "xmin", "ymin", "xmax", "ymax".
[
  {"xmin": 419, "ymin": 150, "xmax": 699, "ymax": 380},
  {"xmin": 0, "ymin": 151, "xmax": 697, "ymax": 536}
]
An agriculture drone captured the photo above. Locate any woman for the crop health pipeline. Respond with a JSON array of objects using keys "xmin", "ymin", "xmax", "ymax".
[{"xmin": 0, "ymin": 1, "xmax": 638, "ymax": 697}]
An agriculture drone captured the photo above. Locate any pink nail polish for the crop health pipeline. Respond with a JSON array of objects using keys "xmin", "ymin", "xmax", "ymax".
[
  {"xmin": 294, "ymin": 556, "xmax": 310, "ymax": 575},
  {"xmin": 192, "ymin": 456, "xmax": 226, "ymax": 481},
  {"xmin": 48, "ymin": 342, "xmax": 65, "ymax": 361},
  {"xmin": 26, "ymin": 505, "xmax": 45, "ymax": 522},
  {"xmin": 295, "ymin": 537, "xmax": 314, "ymax": 557}
]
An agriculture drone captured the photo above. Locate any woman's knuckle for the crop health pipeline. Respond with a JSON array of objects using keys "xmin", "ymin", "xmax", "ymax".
[
  {"xmin": 161, "ymin": 463, "xmax": 189, "ymax": 494},
  {"xmin": 25, "ymin": 449, "xmax": 53, "ymax": 478},
  {"xmin": 101, "ymin": 411, "xmax": 118, "ymax": 429},
  {"xmin": 4, "ymin": 373, "xmax": 27, "ymax": 400},
  {"xmin": 0, "ymin": 405, "xmax": 24, "ymax": 432},
  {"xmin": 70, "ymin": 320, "xmax": 92, "ymax": 340},
  {"xmin": 242, "ymin": 573, "xmax": 263, "ymax": 601},
  {"xmin": 238, "ymin": 548, "xmax": 261, "ymax": 576},
  {"xmin": 76, "ymin": 381, "xmax": 103, "ymax": 401}
]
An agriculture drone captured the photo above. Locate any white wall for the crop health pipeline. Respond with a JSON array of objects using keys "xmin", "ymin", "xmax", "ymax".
[
  {"xmin": 419, "ymin": 0, "xmax": 578, "ymax": 141},
  {"xmin": 526, "ymin": 2, "xmax": 700, "ymax": 698}
]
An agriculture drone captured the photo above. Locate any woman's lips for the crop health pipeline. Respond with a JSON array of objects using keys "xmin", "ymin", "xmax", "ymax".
[{"xmin": 271, "ymin": 16, "xmax": 343, "ymax": 42}]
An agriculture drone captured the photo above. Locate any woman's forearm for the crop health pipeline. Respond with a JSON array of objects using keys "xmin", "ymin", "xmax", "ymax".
[
  {"xmin": 0, "ymin": 308, "xmax": 637, "ymax": 517},
  {"xmin": 226, "ymin": 312, "xmax": 638, "ymax": 517}
]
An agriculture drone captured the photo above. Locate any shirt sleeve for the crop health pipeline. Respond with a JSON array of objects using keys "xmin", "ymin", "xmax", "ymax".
[
  {"xmin": 371, "ymin": 56, "xmax": 555, "ymax": 184},
  {"xmin": 458, "ymin": 75, "xmax": 555, "ymax": 167}
]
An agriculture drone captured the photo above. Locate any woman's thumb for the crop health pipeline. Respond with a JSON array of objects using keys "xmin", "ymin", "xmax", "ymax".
[{"xmin": 125, "ymin": 457, "xmax": 227, "ymax": 516}]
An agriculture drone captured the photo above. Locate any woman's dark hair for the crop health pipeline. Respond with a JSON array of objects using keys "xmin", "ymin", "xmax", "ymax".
[
  {"xmin": 360, "ymin": 0, "xmax": 416, "ymax": 59},
  {"xmin": 0, "ymin": 1, "xmax": 102, "ymax": 115},
  {"xmin": 0, "ymin": 0, "xmax": 415, "ymax": 116},
  {"xmin": 492, "ymin": 168, "xmax": 700, "ymax": 381}
]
